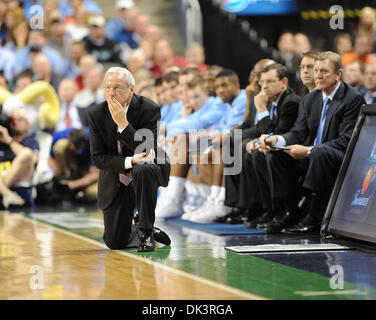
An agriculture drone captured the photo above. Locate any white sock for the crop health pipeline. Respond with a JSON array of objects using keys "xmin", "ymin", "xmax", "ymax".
[
  {"xmin": 210, "ymin": 185, "xmax": 221, "ymax": 198},
  {"xmin": 168, "ymin": 176, "xmax": 186, "ymax": 199},
  {"xmin": 217, "ymin": 187, "xmax": 226, "ymax": 202}
]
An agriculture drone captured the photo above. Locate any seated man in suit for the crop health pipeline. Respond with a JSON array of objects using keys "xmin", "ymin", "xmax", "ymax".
[
  {"xmin": 257, "ymin": 51, "xmax": 365, "ymax": 234},
  {"xmin": 88, "ymin": 67, "xmax": 171, "ymax": 252},
  {"xmin": 237, "ymin": 51, "xmax": 318, "ymax": 227},
  {"xmin": 54, "ymin": 79, "xmax": 87, "ymax": 132},
  {"xmin": 235, "ymin": 63, "xmax": 301, "ymax": 231},
  {"xmin": 222, "ymin": 58, "xmax": 275, "ymax": 224}
]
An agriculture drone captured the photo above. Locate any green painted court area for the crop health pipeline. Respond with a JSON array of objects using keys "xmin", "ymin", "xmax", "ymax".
[{"xmin": 24, "ymin": 210, "xmax": 376, "ymax": 300}]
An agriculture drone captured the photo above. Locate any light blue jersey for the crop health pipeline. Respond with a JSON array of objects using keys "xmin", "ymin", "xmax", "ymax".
[
  {"xmin": 166, "ymin": 96, "xmax": 226, "ymax": 138},
  {"xmin": 209, "ymin": 89, "xmax": 246, "ymax": 135},
  {"xmin": 161, "ymin": 100, "xmax": 184, "ymax": 126}
]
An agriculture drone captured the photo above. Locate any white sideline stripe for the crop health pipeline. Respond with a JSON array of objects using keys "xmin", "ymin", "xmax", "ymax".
[{"xmin": 19, "ymin": 215, "xmax": 266, "ymax": 300}]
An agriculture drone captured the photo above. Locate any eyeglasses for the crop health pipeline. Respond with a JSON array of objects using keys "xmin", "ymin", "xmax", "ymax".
[{"xmin": 104, "ymin": 86, "xmax": 128, "ymax": 93}]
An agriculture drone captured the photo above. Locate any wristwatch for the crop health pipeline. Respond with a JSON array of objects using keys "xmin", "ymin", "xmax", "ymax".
[{"xmin": 307, "ymin": 146, "xmax": 314, "ymax": 157}]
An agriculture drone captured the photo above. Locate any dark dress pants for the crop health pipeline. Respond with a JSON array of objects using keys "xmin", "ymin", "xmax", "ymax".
[
  {"xmin": 102, "ymin": 163, "xmax": 161, "ymax": 250},
  {"xmin": 266, "ymin": 145, "xmax": 343, "ymax": 217}
]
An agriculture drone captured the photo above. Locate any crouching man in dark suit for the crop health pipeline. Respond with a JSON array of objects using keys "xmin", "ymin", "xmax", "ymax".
[
  {"xmin": 88, "ymin": 67, "xmax": 171, "ymax": 252},
  {"xmin": 259, "ymin": 51, "xmax": 365, "ymax": 234}
]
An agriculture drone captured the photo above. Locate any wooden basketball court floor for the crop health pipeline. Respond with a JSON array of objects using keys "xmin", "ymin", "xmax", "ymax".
[{"xmin": 1, "ymin": 206, "xmax": 376, "ymax": 300}]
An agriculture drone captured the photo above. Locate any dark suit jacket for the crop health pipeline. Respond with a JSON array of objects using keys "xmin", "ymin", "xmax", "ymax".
[
  {"xmin": 282, "ymin": 82, "xmax": 365, "ymax": 153},
  {"xmin": 239, "ymin": 87, "xmax": 301, "ymax": 142},
  {"xmin": 88, "ymin": 94, "xmax": 170, "ymax": 209}
]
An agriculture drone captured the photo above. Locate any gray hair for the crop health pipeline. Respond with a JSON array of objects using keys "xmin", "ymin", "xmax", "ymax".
[{"xmin": 105, "ymin": 67, "xmax": 136, "ymax": 87}]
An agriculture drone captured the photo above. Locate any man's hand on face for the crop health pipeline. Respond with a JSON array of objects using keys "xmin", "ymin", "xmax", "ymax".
[
  {"xmin": 0, "ymin": 125, "xmax": 12, "ymax": 145},
  {"xmin": 254, "ymin": 91, "xmax": 269, "ymax": 113},
  {"xmin": 107, "ymin": 97, "xmax": 128, "ymax": 130}
]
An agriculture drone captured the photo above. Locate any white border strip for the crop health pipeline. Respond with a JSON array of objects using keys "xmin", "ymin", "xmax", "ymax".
[{"xmin": 18, "ymin": 215, "xmax": 266, "ymax": 300}]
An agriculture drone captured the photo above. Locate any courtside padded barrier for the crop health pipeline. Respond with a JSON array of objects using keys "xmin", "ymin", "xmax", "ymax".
[{"xmin": 167, "ymin": 218, "xmax": 266, "ymax": 235}]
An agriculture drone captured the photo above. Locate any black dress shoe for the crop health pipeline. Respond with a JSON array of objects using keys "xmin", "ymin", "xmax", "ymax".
[
  {"xmin": 138, "ymin": 233, "xmax": 156, "ymax": 252},
  {"xmin": 214, "ymin": 211, "xmax": 233, "ymax": 223},
  {"xmin": 226, "ymin": 208, "xmax": 247, "ymax": 224},
  {"xmin": 245, "ymin": 211, "xmax": 274, "ymax": 229},
  {"xmin": 264, "ymin": 212, "xmax": 301, "ymax": 234},
  {"xmin": 153, "ymin": 227, "xmax": 171, "ymax": 245},
  {"xmin": 281, "ymin": 215, "xmax": 321, "ymax": 234}
]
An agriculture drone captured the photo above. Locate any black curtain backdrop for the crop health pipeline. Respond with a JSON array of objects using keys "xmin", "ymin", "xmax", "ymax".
[{"xmin": 199, "ymin": 0, "xmax": 280, "ymax": 89}]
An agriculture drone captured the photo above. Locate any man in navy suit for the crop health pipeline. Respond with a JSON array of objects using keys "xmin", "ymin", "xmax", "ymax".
[
  {"xmin": 258, "ymin": 51, "xmax": 365, "ymax": 234},
  {"xmin": 88, "ymin": 67, "xmax": 170, "ymax": 252}
]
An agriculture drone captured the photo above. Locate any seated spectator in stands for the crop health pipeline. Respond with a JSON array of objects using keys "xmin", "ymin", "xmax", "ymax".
[
  {"xmin": 134, "ymin": 13, "xmax": 150, "ymax": 42},
  {"xmin": 150, "ymin": 39, "xmax": 187, "ymax": 78},
  {"xmin": 133, "ymin": 69, "xmax": 154, "ymax": 94},
  {"xmin": 76, "ymin": 53, "xmax": 97, "ymax": 90},
  {"xmin": 0, "ymin": 108, "xmax": 39, "ymax": 209},
  {"xmin": 257, "ymin": 51, "xmax": 365, "ymax": 234},
  {"xmin": 362, "ymin": 61, "xmax": 376, "ymax": 104},
  {"xmin": 3, "ymin": 6, "xmax": 25, "ymax": 48},
  {"xmin": 55, "ymin": 78, "xmax": 86, "ymax": 132},
  {"xmin": 31, "ymin": 52, "xmax": 62, "ymax": 92},
  {"xmin": 0, "ymin": 71, "xmax": 8, "ymax": 89},
  {"xmin": 4, "ymin": 19, "xmax": 28, "ymax": 55},
  {"xmin": 46, "ymin": 11, "xmax": 73, "ymax": 61},
  {"xmin": 63, "ymin": 41, "xmax": 87, "ymax": 79},
  {"xmin": 342, "ymin": 33, "xmax": 376, "ymax": 67},
  {"xmin": 139, "ymin": 39, "xmax": 155, "ymax": 69},
  {"xmin": 106, "ymin": 0, "xmax": 139, "ymax": 63},
  {"xmin": 73, "ymin": 64, "xmax": 104, "ymax": 109},
  {"xmin": 294, "ymin": 33, "xmax": 312, "ymax": 56},
  {"xmin": 13, "ymin": 29, "xmax": 65, "ymax": 76},
  {"xmin": 343, "ymin": 60, "xmax": 367, "ymax": 95},
  {"xmin": 278, "ymin": 31, "xmax": 300, "ymax": 72},
  {"xmin": 334, "ymin": 33, "xmax": 353, "ymax": 56},
  {"xmin": 0, "ymin": 45, "xmax": 15, "ymax": 83},
  {"xmin": 145, "ymin": 25, "xmax": 161, "ymax": 44},
  {"xmin": 84, "ymin": 15, "xmax": 122, "ymax": 65},
  {"xmin": 13, "ymin": 70, "xmax": 33, "ymax": 93},
  {"xmin": 48, "ymin": 127, "xmax": 98, "ymax": 203},
  {"xmin": 299, "ymin": 50, "xmax": 319, "ymax": 93},
  {"xmin": 105, "ymin": 0, "xmax": 137, "ymax": 45},
  {"xmin": 64, "ymin": 3, "xmax": 90, "ymax": 41},
  {"xmin": 126, "ymin": 48, "xmax": 146, "ymax": 75},
  {"xmin": 356, "ymin": 7, "xmax": 376, "ymax": 51},
  {"xmin": 185, "ymin": 43, "xmax": 209, "ymax": 74},
  {"xmin": 0, "ymin": 1, "xmax": 7, "ymax": 46},
  {"xmin": 58, "ymin": 0, "xmax": 102, "ymax": 21},
  {"xmin": 138, "ymin": 84, "xmax": 154, "ymax": 101}
]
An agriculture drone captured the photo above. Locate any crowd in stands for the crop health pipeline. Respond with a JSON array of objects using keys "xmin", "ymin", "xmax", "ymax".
[{"xmin": 0, "ymin": 0, "xmax": 375, "ymax": 235}]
